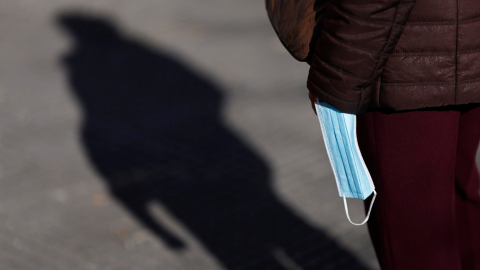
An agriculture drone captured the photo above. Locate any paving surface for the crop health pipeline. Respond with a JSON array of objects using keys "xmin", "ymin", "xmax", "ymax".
[{"xmin": 2, "ymin": 0, "xmax": 475, "ymax": 269}]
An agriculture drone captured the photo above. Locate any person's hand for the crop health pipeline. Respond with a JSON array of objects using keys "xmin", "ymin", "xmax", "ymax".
[{"xmin": 308, "ymin": 91, "xmax": 318, "ymax": 115}]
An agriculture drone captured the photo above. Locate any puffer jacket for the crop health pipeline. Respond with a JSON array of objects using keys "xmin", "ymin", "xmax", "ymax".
[{"xmin": 307, "ymin": 0, "xmax": 480, "ymax": 114}]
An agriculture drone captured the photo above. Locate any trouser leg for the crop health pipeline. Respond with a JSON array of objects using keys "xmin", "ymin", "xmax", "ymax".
[
  {"xmin": 356, "ymin": 109, "xmax": 462, "ymax": 270},
  {"xmin": 455, "ymin": 105, "xmax": 480, "ymax": 270}
]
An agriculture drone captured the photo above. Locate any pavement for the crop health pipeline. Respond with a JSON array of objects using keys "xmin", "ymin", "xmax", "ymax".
[{"xmin": 0, "ymin": 0, "xmax": 459, "ymax": 269}]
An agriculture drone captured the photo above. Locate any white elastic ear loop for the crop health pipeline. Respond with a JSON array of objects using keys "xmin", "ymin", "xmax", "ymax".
[{"xmin": 342, "ymin": 190, "xmax": 377, "ymax": 226}]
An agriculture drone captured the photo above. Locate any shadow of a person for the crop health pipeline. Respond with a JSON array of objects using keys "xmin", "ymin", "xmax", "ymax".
[{"xmin": 57, "ymin": 13, "xmax": 371, "ymax": 270}]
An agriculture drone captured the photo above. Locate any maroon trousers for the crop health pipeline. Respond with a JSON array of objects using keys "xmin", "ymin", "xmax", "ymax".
[{"xmin": 356, "ymin": 104, "xmax": 480, "ymax": 270}]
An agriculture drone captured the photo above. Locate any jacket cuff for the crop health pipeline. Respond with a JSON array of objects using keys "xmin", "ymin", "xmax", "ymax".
[{"xmin": 307, "ymin": 79, "xmax": 371, "ymax": 114}]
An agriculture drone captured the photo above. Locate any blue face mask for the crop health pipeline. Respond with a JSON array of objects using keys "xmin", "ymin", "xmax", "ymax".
[{"xmin": 314, "ymin": 102, "xmax": 377, "ymax": 226}]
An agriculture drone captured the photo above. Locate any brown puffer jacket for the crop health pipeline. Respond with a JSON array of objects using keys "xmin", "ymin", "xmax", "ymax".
[{"xmin": 307, "ymin": 0, "xmax": 480, "ymax": 114}]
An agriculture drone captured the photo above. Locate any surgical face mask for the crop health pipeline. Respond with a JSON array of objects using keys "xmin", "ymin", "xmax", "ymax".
[{"xmin": 314, "ymin": 102, "xmax": 377, "ymax": 226}]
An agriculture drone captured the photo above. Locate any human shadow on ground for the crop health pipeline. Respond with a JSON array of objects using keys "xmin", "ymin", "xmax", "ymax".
[{"xmin": 57, "ymin": 12, "xmax": 371, "ymax": 270}]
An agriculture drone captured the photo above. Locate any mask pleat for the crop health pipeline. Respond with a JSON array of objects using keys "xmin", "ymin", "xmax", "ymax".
[
  {"xmin": 322, "ymin": 106, "xmax": 348, "ymax": 189},
  {"xmin": 338, "ymin": 112, "xmax": 363, "ymax": 197},
  {"xmin": 327, "ymin": 107, "xmax": 356, "ymax": 196}
]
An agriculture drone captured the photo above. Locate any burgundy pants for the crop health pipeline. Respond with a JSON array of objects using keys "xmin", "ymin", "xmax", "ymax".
[{"xmin": 356, "ymin": 104, "xmax": 480, "ymax": 270}]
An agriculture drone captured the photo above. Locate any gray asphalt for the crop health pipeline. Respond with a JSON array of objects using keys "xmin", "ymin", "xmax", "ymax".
[{"xmin": 1, "ymin": 1, "xmax": 470, "ymax": 269}]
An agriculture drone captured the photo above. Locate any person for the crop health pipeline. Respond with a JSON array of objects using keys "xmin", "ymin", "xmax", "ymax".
[{"xmin": 306, "ymin": 0, "xmax": 480, "ymax": 269}]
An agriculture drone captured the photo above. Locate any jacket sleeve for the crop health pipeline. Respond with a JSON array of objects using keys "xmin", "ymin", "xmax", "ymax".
[{"xmin": 307, "ymin": 0, "xmax": 416, "ymax": 114}]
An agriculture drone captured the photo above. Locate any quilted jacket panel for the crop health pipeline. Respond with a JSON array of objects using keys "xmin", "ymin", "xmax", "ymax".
[{"xmin": 307, "ymin": 0, "xmax": 480, "ymax": 113}]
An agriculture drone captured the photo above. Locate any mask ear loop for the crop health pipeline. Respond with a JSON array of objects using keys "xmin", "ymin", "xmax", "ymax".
[{"xmin": 343, "ymin": 190, "xmax": 377, "ymax": 226}]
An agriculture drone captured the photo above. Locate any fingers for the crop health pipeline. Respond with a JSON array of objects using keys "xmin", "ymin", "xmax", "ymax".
[{"xmin": 308, "ymin": 91, "xmax": 318, "ymax": 115}]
